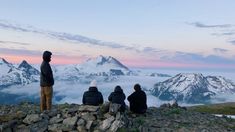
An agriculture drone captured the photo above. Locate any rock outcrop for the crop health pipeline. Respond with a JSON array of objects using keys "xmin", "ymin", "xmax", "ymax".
[{"xmin": 0, "ymin": 102, "xmax": 235, "ymax": 132}]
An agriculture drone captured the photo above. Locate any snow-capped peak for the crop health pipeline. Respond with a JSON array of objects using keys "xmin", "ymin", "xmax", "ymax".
[
  {"xmin": 77, "ymin": 55, "xmax": 130, "ymax": 75},
  {"xmin": 0, "ymin": 57, "xmax": 14, "ymax": 75},
  {"xmin": 0, "ymin": 58, "xmax": 10, "ymax": 65},
  {"xmin": 18, "ymin": 60, "xmax": 39, "ymax": 75},
  {"xmin": 152, "ymin": 73, "xmax": 235, "ymax": 103}
]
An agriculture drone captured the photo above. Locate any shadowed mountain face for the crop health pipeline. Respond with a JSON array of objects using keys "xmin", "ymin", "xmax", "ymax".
[{"xmin": 152, "ymin": 73, "xmax": 235, "ymax": 104}]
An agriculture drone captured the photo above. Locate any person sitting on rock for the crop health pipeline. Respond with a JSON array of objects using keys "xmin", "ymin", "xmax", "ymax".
[
  {"xmin": 108, "ymin": 85, "xmax": 126, "ymax": 112},
  {"xmin": 128, "ymin": 84, "xmax": 147, "ymax": 114},
  {"xmin": 82, "ymin": 80, "xmax": 104, "ymax": 106}
]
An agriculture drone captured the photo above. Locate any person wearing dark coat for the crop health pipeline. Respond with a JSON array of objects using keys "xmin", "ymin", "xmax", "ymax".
[
  {"xmin": 108, "ymin": 85, "xmax": 126, "ymax": 112},
  {"xmin": 127, "ymin": 84, "xmax": 147, "ymax": 114},
  {"xmin": 82, "ymin": 80, "xmax": 104, "ymax": 106},
  {"xmin": 40, "ymin": 51, "xmax": 54, "ymax": 112}
]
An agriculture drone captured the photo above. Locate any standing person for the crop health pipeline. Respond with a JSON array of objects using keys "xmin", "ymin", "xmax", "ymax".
[
  {"xmin": 128, "ymin": 84, "xmax": 147, "ymax": 114},
  {"xmin": 108, "ymin": 85, "xmax": 126, "ymax": 112},
  {"xmin": 40, "ymin": 51, "xmax": 54, "ymax": 112},
  {"xmin": 82, "ymin": 80, "xmax": 104, "ymax": 106}
]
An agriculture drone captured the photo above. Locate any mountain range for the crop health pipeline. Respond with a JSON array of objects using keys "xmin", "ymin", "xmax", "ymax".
[
  {"xmin": 0, "ymin": 58, "xmax": 39, "ymax": 88},
  {"xmin": 152, "ymin": 73, "xmax": 235, "ymax": 103},
  {"xmin": 1, "ymin": 56, "xmax": 235, "ymax": 104},
  {"xmin": 0, "ymin": 55, "xmax": 170, "ymax": 87}
]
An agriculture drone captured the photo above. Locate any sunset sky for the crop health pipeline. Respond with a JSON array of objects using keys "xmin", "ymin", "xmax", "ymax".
[{"xmin": 0, "ymin": 0, "xmax": 235, "ymax": 70}]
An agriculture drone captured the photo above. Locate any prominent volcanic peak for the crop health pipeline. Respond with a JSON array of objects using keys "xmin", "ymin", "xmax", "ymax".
[
  {"xmin": 77, "ymin": 55, "xmax": 130, "ymax": 74},
  {"xmin": 152, "ymin": 73, "xmax": 235, "ymax": 104}
]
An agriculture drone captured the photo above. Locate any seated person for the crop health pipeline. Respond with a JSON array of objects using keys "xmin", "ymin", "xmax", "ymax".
[
  {"xmin": 108, "ymin": 85, "xmax": 126, "ymax": 112},
  {"xmin": 82, "ymin": 80, "xmax": 103, "ymax": 106},
  {"xmin": 128, "ymin": 84, "xmax": 147, "ymax": 114}
]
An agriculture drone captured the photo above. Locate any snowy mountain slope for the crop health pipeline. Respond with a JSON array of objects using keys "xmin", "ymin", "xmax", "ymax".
[
  {"xmin": 0, "ymin": 59, "xmax": 39, "ymax": 88},
  {"xmin": 76, "ymin": 55, "xmax": 130, "ymax": 75},
  {"xmin": 0, "ymin": 58, "xmax": 14, "ymax": 75},
  {"xmin": 152, "ymin": 73, "xmax": 235, "ymax": 103}
]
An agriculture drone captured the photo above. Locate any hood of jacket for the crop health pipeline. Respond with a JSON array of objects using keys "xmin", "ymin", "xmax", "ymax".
[
  {"xmin": 43, "ymin": 51, "xmax": 52, "ymax": 62},
  {"xmin": 89, "ymin": 87, "xmax": 98, "ymax": 92},
  {"xmin": 114, "ymin": 86, "xmax": 123, "ymax": 93}
]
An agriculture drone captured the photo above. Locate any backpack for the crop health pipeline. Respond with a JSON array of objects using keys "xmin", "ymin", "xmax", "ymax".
[{"xmin": 109, "ymin": 103, "xmax": 121, "ymax": 115}]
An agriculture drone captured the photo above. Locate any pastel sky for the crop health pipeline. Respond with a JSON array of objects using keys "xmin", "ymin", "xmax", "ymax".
[{"xmin": 0, "ymin": 0, "xmax": 235, "ymax": 70}]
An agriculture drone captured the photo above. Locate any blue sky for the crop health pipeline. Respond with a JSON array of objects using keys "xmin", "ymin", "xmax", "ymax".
[{"xmin": 0, "ymin": 0, "xmax": 235, "ymax": 70}]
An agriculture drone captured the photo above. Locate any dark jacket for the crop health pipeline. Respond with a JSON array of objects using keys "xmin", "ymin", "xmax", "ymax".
[
  {"xmin": 40, "ymin": 51, "xmax": 54, "ymax": 87},
  {"xmin": 127, "ymin": 89, "xmax": 147, "ymax": 114},
  {"xmin": 83, "ymin": 87, "xmax": 104, "ymax": 106},
  {"xmin": 108, "ymin": 86, "xmax": 126, "ymax": 112}
]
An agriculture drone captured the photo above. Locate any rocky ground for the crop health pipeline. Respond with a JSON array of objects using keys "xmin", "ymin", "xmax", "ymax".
[{"xmin": 0, "ymin": 102, "xmax": 235, "ymax": 132}]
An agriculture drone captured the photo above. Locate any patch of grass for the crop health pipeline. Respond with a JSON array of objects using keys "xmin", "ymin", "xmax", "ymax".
[
  {"xmin": 135, "ymin": 116, "xmax": 145, "ymax": 126},
  {"xmin": 164, "ymin": 108, "xmax": 182, "ymax": 116},
  {"xmin": 117, "ymin": 128, "xmax": 139, "ymax": 132},
  {"xmin": 189, "ymin": 103, "xmax": 235, "ymax": 115}
]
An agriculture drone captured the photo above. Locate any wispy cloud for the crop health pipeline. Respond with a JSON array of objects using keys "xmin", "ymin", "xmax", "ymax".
[
  {"xmin": 163, "ymin": 52, "xmax": 235, "ymax": 65},
  {"xmin": 229, "ymin": 40, "xmax": 235, "ymax": 45},
  {"xmin": 189, "ymin": 22, "xmax": 233, "ymax": 28},
  {"xmin": 0, "ymin": 40, "xmax": 31, "ymax": 45},
  {"xmin": 211, "ymin": 32, "xmax": 235, "ymax": 36},
  {"xmin": 213, "ymin": 48, "xmax": 229, "ymax": 53},
  {"xmin": 0, "ymin": 20, "xmax": 133, "ymax": 50},
  {"xmin": 0, "ymin": 48, "xmax": 41, "ymax": 56},
  {"xmin": 142, "ymin": 47, "xmax": 162, "ymax": 53}
]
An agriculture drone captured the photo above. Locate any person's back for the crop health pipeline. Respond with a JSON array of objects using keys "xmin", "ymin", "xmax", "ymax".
[
  {"xmin": 128, "ymin": 84, "xmax": 147, "ymax": 114},
  {"xmin": 108, "ymin": 85, "xmax": 126, "ymax": 112},
  {"xmin": 82, "ymin": 80, "xmax": 103, "ymax": 106}
]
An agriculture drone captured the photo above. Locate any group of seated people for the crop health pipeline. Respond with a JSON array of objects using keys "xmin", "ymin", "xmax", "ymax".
[{"xmin": 82, "ymin": 80, "xmax": 147, "ymax": 114}]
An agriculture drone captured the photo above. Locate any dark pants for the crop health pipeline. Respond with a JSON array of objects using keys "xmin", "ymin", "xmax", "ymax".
[{"xmin": 40, "ymin": 86, "xmax": 53, "ymax": 111}]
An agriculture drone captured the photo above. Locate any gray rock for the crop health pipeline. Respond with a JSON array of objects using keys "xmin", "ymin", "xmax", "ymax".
[
  {"xmin": 15, "ymin": 124, "xmax": 30, "ymax": 132},
  {"xmin": 48, "ymin": 124, "xmax": 63, "ymax": 132},
  {"xmin": 81, "ymin": 113, "xmax": 96, "ymax": 121},
  {"xmin": 77, "ymin": 118, "xmax": 86, "ymax": 126},
  {"xmin": 29, "ymin": 119, "xmax": 48, "ymax": 132},
  {"xmin": 99, "ymin": 116, "xmax": 115, "ymax": 131},
  {"xmin": 109, "ymin": 120, "xmax": 124, "ymax": 132},
  {"xmin": 63, "ymin": 116, "xmax": 78, "ymax": 126},
  {"xmin": 115, "ymin": 112, "xmax": 121, "ymax": 120},
  {"xmin": 23, "ymin": 114, "xmax": 41, "ymax": 124},
  {"xmin": 49, "ymin": 116, "xmax": 63, "ymax": 124},
  {"xmin": 78, "ymin": 105, "xmax": 99, "ymax": 112},
  {"xmin": 48, "ymin": 109, "xmax": 59, "ymax": 117},
  {"xmin": 77, "ymin": 126, "xmax": 87, "ymax": 132},
  {"xmin": 86, "ymin": 120, "xmax": 93, "ymax": 130},
  {"xmin": 104, "ymin": 113, "xmax": 112, "ymax": 119}
]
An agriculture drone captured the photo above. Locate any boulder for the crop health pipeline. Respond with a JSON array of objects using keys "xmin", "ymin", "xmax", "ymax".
[
  {"xmin": 99, "ymin": 116, "xmax": 115, "ymax": 131},
  {"xmin": 78, "ymin": 105, "xmax": 99, "ymax": 112},
  {"xmin": 63, "ymin": 116, "xmax": 78, "ymax": 126},
  {"xmin": 23, "ymin": 114, "xmax": 41, "ymax": 124}
]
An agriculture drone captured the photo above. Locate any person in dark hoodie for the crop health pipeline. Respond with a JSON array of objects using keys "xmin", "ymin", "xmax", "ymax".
[
  {"xmin": 128, "ymin": 84, "xmax": 147, "ymax": 114},
  {"xmin": 108, "ymin": 85, "xmax": 126, "ymax": 112},
  {"xmin": 40, "ymin": 51, "xmax": 54, "ymax": 112},
  {"xmin": 82, "ymin": 80, "xmax": 104, "ymax": 106}
]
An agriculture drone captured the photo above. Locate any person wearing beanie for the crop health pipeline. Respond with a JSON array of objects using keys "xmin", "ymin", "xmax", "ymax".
[
  {"xmin": 82, "ymin": 80, "xmax": 104, "ymax": 106},
  {"xmin": 108, "ymin": 85, "xmax": 126, "ymax": 112},
  {"xmin": 127, "ymin": 84, "xmax": 147, "ymax": 114},
  {"xmin": 40, "ymin": 50, "xmax": 54, "ymax": 112}
]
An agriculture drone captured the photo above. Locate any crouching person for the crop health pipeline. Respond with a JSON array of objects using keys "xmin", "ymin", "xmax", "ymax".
[
  {"xmin": 108, "ymin": 85, "xmax": 126, "ymax": 113},
  {"xmin": 82, "ymin": 80, "xmax": 104, "ymax": 106},
  {"xmin": 128, "ymin": 84, "xmax": 147, "ymax": 114}
]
